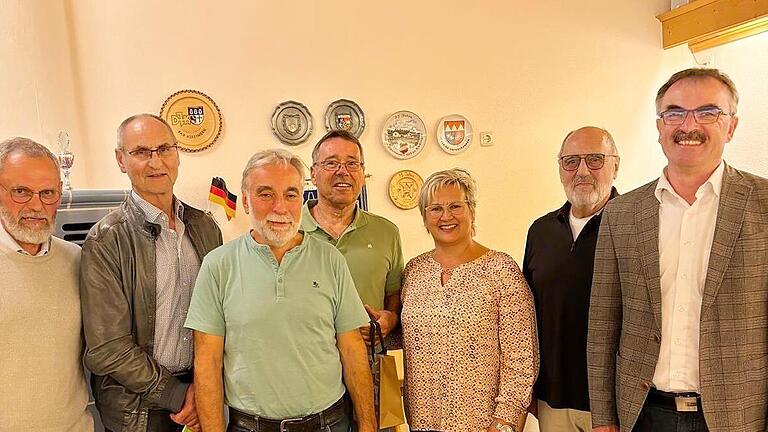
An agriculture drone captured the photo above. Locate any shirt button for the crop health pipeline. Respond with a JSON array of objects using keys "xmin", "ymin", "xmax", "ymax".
[
  {"xmin": 677, "ymin": 305, "xmax": 687, "ymax": 312},
  {"xmin": 278, "ymin": 278, "xmax": 283, "ymax": 283},
  {"xmin": 675, "ymin": 337, "xmax": 683, "ymax": 345},
  {"xmin": 680, "ymin": 273, "xmax": 688, "ymax": 280}
]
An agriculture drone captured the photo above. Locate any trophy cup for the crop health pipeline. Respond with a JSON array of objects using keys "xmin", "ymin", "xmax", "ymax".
[{"xmin": 57, "ymin": 131, "xmax": 75, "ymax": 191}]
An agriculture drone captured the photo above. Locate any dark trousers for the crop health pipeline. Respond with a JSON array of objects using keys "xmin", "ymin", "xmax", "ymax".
[
  {"xmin": 633, "ymin": 399, "xmax": 709, "ymax": 432},
  {"xmin": 104, "ymin": 412, "xmax": 184, "ymax": 432}
]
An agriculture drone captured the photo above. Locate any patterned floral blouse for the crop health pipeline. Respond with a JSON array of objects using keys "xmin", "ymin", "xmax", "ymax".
[{"xmin": 401, "ymin": 250, "xmax": 539, "ymax": 432}]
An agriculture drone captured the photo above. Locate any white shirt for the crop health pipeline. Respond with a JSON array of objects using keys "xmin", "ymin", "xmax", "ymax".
[
  {"xmin": 652, "ymin": 162, "xmax": 724, "ymax": 392},
  {"xmin": 568, "ymin": 209, "xmax": 595, "ymax": 241},
  {"xmin": 0, "ymin": 222, "xmax": 49, "ymax": 256}
]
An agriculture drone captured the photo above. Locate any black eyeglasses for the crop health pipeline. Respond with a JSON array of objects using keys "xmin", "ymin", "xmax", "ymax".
[
  {"xmin": 559, "ymin": 153, "xmax": 618, "ymax": 171},
  {"xmin": 658, "ymin": 107, "xmax": 732, "ymax": 125},
  {"xmin": 126, "ymin": 144, "xmax": 179, "ymax": 161},
  {"xmin": 0, "ymin": 184, "xmax": 61, "ymax": 204},
  {"xmin": 315, "ymin": 160, "xmax": 364, "ymax": 172}
]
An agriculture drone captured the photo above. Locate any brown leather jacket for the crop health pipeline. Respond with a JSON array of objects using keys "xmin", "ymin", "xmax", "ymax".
[{"xmin": 80, "ymin": 197, "xmax": 222, "ymax": 431}]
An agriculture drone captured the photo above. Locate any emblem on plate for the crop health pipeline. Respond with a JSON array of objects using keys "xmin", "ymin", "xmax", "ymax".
[
  {"xmin": 325, "ymin": 99, "xmax": 365, "ymax": 138},
  {"xmin": 388, "ymin": 170, "xmax": 424, "ymax": 210},
  {"xmin": 272, "ymin": 101, "xmax": 313, "ymax": 145},
  {"xmin": 381, "ymin": 111, "xmax": 426, "ymax": 159},
  {"xmin": 160, "ymin": 90, "xmax": 223, "ymax": 152},
  {"xmin": 436, "ymin": 114, "xmax": 473, "ymax": 154}
]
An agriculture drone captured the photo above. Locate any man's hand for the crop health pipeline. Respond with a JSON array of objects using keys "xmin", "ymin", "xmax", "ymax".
[
  {"xmin": 169, "ymin": 383, "xmax": 199, "ymax": 431},
  {"xmin": 360, "ymin": 304, "xmax": 399, "ymax": 345},
  {"xmin": 593, "ymin": 426, "xmax": 620, "ymax": 432}
]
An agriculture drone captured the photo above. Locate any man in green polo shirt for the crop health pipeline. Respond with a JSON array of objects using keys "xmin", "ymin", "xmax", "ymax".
[
  {"xmin": 186, "ymin": 149, "xmax": 376, "ymax": 432},
  {"xmin": 303, "ymin": 130, "xmax": 404, "ymax": 345}
]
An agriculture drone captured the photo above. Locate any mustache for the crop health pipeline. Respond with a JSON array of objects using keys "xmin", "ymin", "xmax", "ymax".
[
  {"xmin": 673, "ymin": 130, "xmax": 707, "ymax": 143},
  {"xmin": 266, "ymin": 214, "xmax": 294, "ymax": 223},
  {"xmin": 573, "ymin": 175, "xmax": 596, "ymax": 186},
  {"xmin": 18, "ymin": 210, "xmax": 52, "ymax": 223}
]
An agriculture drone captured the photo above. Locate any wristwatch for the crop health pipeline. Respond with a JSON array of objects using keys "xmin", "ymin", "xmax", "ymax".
[{"xmin": 494, "ymin": 421, "xmax": 515, "ymax": 432}]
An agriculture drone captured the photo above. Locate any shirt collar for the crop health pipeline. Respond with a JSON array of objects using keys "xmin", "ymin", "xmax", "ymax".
[
  {"xmin": 131, "ymin": 191, "xmax": 184, "ymax": 228},
  {"xmin": 0, "ymin": 220, "xmax": 50, "ymax": 256},
  {"xmin": 654, "ymin": 161, "xmax": 725, "ymax": 203},
  {"xmin": 301, "ymin": 199, "xmax": 366, "ymax": 234}
]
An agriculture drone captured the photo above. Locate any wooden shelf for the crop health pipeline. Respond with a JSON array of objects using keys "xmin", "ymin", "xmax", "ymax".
[{"xmin": 657, "ymin": 0, "xmax": 768, "ymax": 52}]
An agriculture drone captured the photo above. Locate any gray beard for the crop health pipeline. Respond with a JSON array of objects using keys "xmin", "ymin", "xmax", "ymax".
[
  {"xmin": 249, "ymin": 214, "xmax": 298, "ymax": 248},
  {"xmin": 0, "ymin": 205, "xmax": 53, "ymax": 245}
]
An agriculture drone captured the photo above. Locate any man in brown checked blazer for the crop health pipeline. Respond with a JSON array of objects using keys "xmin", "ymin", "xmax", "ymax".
[{"xmin": 587, "ymin": 68, "xmax": 768, "ymax": 432}]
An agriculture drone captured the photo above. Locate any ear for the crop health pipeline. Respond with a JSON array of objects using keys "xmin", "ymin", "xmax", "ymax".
[
  {"xmin": 310, "ymin": 165, "xmax": 318, "ymax": 186},
  {"xmin": 613, "ymin": 157, "xmax": 620, "ymax": 180},
  {"xmin": 655, "ymin": 118, "xmax": 664, "ymax": 144},
  {"xmin": 241, "ymin": 191, "xmax": 250, "ymax": 215},
  {"xmin": 115, "ymin": 149, "xmax": 128, "ymax": 173},
  {"xmin": 725, "ymin": 115, "xmax": 739, "ymax": 142}
]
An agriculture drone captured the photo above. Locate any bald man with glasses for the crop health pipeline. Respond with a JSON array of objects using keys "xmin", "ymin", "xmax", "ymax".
[
  {"xmin": 80, "ymin": 114, "xmax": 222, "ymax": 432},
  {"xmin": 523, "ymin": 126, "xmax": 620, "ymax": 431}
]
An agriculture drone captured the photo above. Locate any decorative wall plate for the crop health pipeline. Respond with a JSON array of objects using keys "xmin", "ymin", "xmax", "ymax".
[
  {"xmin": 160, "ymin": 90, "xmax": 223, "ymax": 152},
  {"xmin": 325, "ymin": 99, "xmax": 365, "ymax": 138},
  {"xmin": 388, "ymin": 170, "xmax": 423, "ymax": 210},
  {"xmin": 381, "ymin": 111, "xmax": 426, "ymax": 159},
  {"xmin": 272, "ymin": 101, "xmax": 313, "ymax": 145},
  {"xmin": 436, "ymin": 114, "xmax": 473, "ymax": 154}
]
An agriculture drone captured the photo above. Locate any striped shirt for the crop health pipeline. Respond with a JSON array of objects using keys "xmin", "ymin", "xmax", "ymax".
[{"xmin": 131, "ymin": 192, "xmax": 201, "ymax": 372}]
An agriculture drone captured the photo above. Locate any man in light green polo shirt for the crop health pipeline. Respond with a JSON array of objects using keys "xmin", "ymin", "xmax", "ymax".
[
  {"xmin": 186, "ymin": 149, "xmax": 376, "ymax": 432},
  {"xmin": 303, "ymin": 130, "xmax": 404, "ymax": 345}
]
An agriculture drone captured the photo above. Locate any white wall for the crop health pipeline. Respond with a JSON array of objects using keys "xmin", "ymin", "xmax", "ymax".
[
  {"xmin": 61, "ymin": 0, "xmax": 688, "ymax": 262},
  {"xmin": 0, "ymin": 0, "xmax": 90, "ymax": 184}
]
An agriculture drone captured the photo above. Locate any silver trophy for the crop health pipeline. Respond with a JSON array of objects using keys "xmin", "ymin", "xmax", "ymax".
[{"xmin": 57, "ymin": 131, "xmax": 74, "ymax": 191}]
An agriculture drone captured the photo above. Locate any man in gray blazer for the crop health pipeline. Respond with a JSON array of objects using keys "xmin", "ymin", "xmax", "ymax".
[{"xmin": 587, "ymin": 68, "xmax": 768, "ymax": 432}]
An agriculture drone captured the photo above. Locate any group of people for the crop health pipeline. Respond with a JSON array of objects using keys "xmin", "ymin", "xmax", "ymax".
[{"xmin": 0, "ymin": 66, "xmax": 766, "ymax": 432}]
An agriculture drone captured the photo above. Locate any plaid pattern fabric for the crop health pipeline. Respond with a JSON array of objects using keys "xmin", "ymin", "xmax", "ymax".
[{"xmin": 587, "ymin": 165, "xmax": 768, "ymax": 432}]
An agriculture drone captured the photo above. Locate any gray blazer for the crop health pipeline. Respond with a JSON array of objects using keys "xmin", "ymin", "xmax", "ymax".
[{"xmin": 587, "ymin": 164, "xmax": 768, "ymax": 432}]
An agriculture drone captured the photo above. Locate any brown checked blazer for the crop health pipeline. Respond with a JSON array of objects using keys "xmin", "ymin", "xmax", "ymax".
[{"xmin": 587, "ymin": 164, "xmax": 768, "ymax": 432}]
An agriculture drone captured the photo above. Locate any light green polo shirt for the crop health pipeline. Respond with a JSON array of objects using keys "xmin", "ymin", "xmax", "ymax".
[
  {"xmin": 301, "ymin": 200, "xmax": 404, "ymax": 310},
  {"xmin": 184, "ymin": 233, "xmax": 369, "ymax": 418}
]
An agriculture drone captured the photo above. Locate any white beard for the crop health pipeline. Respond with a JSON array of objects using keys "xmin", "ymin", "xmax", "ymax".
[
  {"xmin": 249, "ymin": 212, "xmax": 298, "ymax": 247},
  {"xmin": 0, "ymin": 205, "xmax": 53, "ymax": 245},
  {"xmin": 566, "ymin": 175, "xmax": 611, "ymax": 210}
]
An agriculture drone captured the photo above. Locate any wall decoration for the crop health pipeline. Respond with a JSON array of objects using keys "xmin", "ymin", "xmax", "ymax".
[
  {"xmin": 436, "ymin": 114, "xmax": 473, "ymax": 154},
  {"xmin": 388, "ymin": 170, "xmax": 423, "ymax": 210},
  {"xmin": 381, "ymin": 111, "xmax": 426, "ymax": 159},
  {"xmin": 160, "ymin": 89, "xmax": 223, "ymax": 152},
  {"xmin": 272, "ymin": 100, "xmax": 313, "ymax": 145},
  {"xmin": 325, "ymin": 99, "xmax": 365, "ymax": 138}
]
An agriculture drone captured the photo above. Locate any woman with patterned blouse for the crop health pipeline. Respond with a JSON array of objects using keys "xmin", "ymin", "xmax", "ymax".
[{"xmin": 401, "ymin": 168, "xmax": 539, "ymax": 432}]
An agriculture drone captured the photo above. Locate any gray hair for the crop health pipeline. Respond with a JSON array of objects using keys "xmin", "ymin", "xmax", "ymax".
[
  {"xmin": 418, "ymin": 168, "xmax": 478, "ymax": 235},
  {"xmin": 656, "ymin": 68, "xmax": 739, "ymax": 114},
  {"xmin": 558, "ymin": 126, "xmax": 618, "ymax": 157},
  {"xmin": 0, "ymin": 137, "xmax": 60, "ymax": 178},
  {"xmin": 241, "ymin": 149, "xmax": 306, "ymax": 191},
  {"xmin": 116, "ymin": 113, "xmax": 175, "ymax": 150}
]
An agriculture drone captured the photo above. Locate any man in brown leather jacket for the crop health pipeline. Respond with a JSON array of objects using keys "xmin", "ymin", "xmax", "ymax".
[{"xmin": 80, "ymin": 114, "xmax": 222, "ymax": 432}]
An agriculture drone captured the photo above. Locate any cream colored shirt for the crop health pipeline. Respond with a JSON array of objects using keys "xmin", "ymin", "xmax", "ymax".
[
  {"xmin": 652, "ymin": 162, "xmax": 724, "ymax": 392},
  {"xmin": 0, "ymin": 221, "xmax": 49, "ymax": 256}
]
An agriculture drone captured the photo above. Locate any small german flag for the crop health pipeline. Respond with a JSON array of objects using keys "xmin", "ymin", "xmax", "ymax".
[{"xmin": 209, "ymin": 177, "xmax": 237, "ymax": 220}]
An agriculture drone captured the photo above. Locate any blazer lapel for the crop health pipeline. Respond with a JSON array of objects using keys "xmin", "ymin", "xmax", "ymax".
[
  {"xmin": 636, "ymin": 182, "xmax": 663, "ymax": 331},
  {"xmin": 702, "ymin": 165, "xmax": 751, "ymax": 312}
]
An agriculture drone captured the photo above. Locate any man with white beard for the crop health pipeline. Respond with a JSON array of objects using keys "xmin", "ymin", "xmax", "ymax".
[
  {"xmin": 186, "ymin": 149, "xmax": 376, "ymax": 432},
  {"xmin": 522, "ymin": 127, "xmax": 619, "ymax": 431},
  {"xmin": 0, "ymin": 137, "xmax": 94, "ymax": 431}
]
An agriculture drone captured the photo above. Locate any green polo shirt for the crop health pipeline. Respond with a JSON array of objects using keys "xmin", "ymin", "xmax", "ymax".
[
  {"xmin": 184, "ymin": 233, "xmax": 369, "ymax": 418},
  {"xmin": 301, "ymin": 200, "xmax": 404, "ymax": 310}
]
